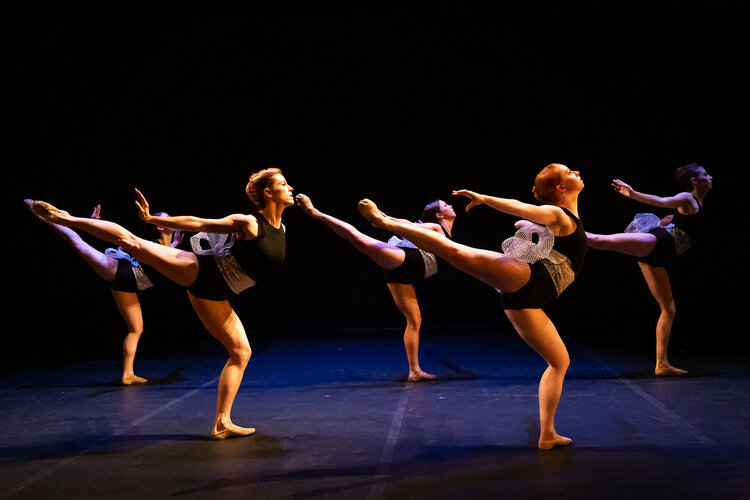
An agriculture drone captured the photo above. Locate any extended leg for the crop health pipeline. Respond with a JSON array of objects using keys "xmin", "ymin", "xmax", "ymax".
[
  {"xmin": 386, "ymin": 282, "xmax": 435, "ymax": 381},
  {"xmin": 358, "ymin": 199, "xmax": 530, "ymax": 292},
  {"xmin": 505, "ymin": 308, "xmax": 572, "ymax": 450},
  {"xmin": 638, "ymin": 263, "xmax": 686, "ymax": 376},
  {"xmin": 586, "ymin": 231, "xmax": 657, "ymax": 258},
  {"xmin": 29, "ymin": 200, "xmax": 199, "ymax": 287}
]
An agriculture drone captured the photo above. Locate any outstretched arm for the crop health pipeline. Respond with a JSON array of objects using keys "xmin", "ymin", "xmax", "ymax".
[
  {"xmin": 453, "ymin": 189, "xmax": 564, "ymax": 226},
  {"xmin": 135, "ymin": 189, "xmax": 260, "ymax": 238},
  {"xmin": 612, "ymin": 179, "xmax": 694, "ymax": 210}
]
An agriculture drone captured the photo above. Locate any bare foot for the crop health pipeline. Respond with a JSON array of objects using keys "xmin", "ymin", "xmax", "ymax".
[
  {"xmin": 295, "ymin": 193, "xmax": 318, "ymax": 216},
  {"xmin": 122, "ymin": 375, "xmax": 148, "ymax": 385},
  {"xmin": 538, "ymin": 433, "xmax": 573, "ymax": 450},
  {"xmin": 408, "ymin": 370, "xmax": 436, "ymax": 382},
  {"xmin": 357, "ymin": 199, "xmax": 387, "ymax": 227},
  {"xmin": 210, "ymin": 421, "xmax": 256, "ymax": 440},
  {"xmin": 655, "ymin": 364, "xmax": 688, "ymax": 376}
]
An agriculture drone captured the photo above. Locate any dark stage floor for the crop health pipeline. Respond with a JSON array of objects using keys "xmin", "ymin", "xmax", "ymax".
[{"xmin": 1, "ymin": 330, "xmax": 748, "ymax": 499}]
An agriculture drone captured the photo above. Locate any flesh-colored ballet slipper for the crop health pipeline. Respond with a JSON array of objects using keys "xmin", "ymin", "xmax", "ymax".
[
  {"xmin": 357, "ymin": 199, "xmax": 385, "ymax": 225},
  {"xmin": 408, "ymin": 372, "xmax": 437, "ymax": 382},
  {"xmin": 28, "ymin": 200, "xmax": 69, "ymax": 223},
  {"xmin": 655, "ymin": 366, "xmax": 688, "ymax": 376},
  {"xmin": 121, "ymin": 375, "xmax": 148, "ymax": 385},
  {"xmin": 538, "ymin": 435, "xmax": 573, "ymax": 450},
  {"xmin": 210, "ymin": 425, "xmax": 256, "ymax": 440}
]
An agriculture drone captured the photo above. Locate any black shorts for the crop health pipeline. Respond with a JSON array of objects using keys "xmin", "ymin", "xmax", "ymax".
[
  {"xmin": 638, "ymin": 227, "xmax": 677, "ymax": 268},
  {"xmin": 383, "ymin": 247, "xmax": 426, "ymax": 285},
  {"xmin": 499, "ymin": 261, "xmax": 558, "ymax": 310},
  {"xmin": 187, "ymin": 254, "xmax": 235, "ymax": 301},
  {"xmin": 110, "ymin": 258, "xmax": 139, "ymax": 293}
]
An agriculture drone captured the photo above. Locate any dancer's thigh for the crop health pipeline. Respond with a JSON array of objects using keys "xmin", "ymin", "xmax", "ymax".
[
  {"xmin": 447, "ymin": 243, "xmax": 531, "ymax": 292},
  {"xmin": 111, "ymin": 290, "xmax": 143, "ymax": 333},
  {"xmin": 505, "ymin": 308, "xmax": 568, "ymax": 368},
  {"xmin": 131, "ymin": 240, "xmax": 199, "ymax": 287},
  {"xmin": 188, "ymin": 292, "xmax": 250, "ymax": 354}
]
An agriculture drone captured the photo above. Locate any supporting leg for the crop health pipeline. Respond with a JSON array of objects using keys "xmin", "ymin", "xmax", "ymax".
[
  {"xmin": 386, "ymin": 282, "xmax": 435, "ymax": 381},
  {"xmin": 188, "ymin": 292, "xmax": 255, "ymax": 439},
  {"xmin": 505, "ymin": 308, "xmax": 572, "ymax": 450},
  {"xmin": 638, "ymin": 262, "xmax": 686, "ymax": 376}
]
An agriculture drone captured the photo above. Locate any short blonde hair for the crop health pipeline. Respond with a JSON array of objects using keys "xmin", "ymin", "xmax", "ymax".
[{"xmin": 245, "ymin": 168, "xmax": 283, "ymax": 209}]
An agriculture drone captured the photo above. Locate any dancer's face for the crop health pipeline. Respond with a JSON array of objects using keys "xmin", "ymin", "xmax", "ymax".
[
  {"xmin": 267, "ymin": 174, "xmax": 295, "ymax": 207},
  {"xmin": 438, "ymin": 200, "xmax": 456, "ymax": 219},
  {"xmin": 692, "ymin": 167, "xmax": 713, "ymax": 193},
  {"xmin": 558, "ymin": 165, "xmax": 584, "ymax": 193}
]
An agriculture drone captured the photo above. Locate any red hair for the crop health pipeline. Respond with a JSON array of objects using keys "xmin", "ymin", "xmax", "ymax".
[
  {"xmin": 532, "ymin": 163, "xmax": 566, "ymax": 204},
  {"xmin": 245, "ymin": 168, "xmax": 283, "ymax": 209}
]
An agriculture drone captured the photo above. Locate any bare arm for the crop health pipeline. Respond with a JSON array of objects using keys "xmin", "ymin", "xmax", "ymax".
[
  {"xmin": 612, "ymin": 179, "xmax": 695, "ymax": 211},
  {"xmin": 135, "ymin": 189, "xmax": 260, "ymax": 238},
  {"xmin": 453, "ymin": 189, "xmax": 565, "ymax": 226}
]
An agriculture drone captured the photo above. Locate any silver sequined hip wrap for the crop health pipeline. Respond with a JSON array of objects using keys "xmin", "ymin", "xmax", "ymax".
[
  {"xmin": 386, "ymin": 236, "xmax": 439, "ymax": 279},
  {"xmin": 190, "ymin": 232, "xmax": 257, "ymax": 295},
  {"xmin": 499, "ymin": 220, "xmax": 575, "ymax": 296},
  {"xmin": 625, "ymin": 213, "xmax": 692, "ymax": 257},
  {"xmin": 105, "ymin": 247, "xmax": 155, "ymax": 291}
]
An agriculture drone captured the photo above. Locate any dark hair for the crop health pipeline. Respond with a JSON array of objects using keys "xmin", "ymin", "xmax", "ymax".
[
  {"xmin": 421, "ymin": 200, "xmax": 442, "ymax": 223},
  {"xmin": 674, "ymin": 163, "xmax": 704, "ymax": 192},
  {"xmin": 246, "ymin": 168, "xmax": 283, "ymax": 209},
  {"xmin": 532, "ymin": 163, "xmax": 566, "ymax": 204}
]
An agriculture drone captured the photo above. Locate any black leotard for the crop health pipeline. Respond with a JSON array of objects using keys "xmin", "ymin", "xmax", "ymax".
[
  {"xmin": 188, "ymin": 213, "xmax": 286, "ymax": 301},
  {"xmin": 500, "ymin": 208, "xmax": 587, "ymax": 310},
  {"xmin": 638, "ymin": 196, "xmax": 704, "ymax": 268},
  {"xmin": 383, "ymin": 226, "xmax": 450, "ymax": 285}
]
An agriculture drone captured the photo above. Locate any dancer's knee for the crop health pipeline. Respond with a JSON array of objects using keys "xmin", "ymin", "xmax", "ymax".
[
  {"xmin": 230, "ymin": 343, "xmax": 252, "ymax": 366},
  {"xmin": 404, "ymin": 312, "xmax": 422, "ymax": 330},
  {"xmin": 661, "ymin": 301, "xmax": 676, "ymax": 319},
  {"xmin": 549, "ymin": 352, "xmax": 570, "ymax": 372},
  {"xmin": 117, "ymin": 232, "xmax": 142, "ymax": 255}
]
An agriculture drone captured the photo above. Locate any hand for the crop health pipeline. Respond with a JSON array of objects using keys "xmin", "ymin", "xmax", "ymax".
[
  {"xmin": 612, "ymin": 179, "xmax": 634, "ymax": 198},
  {"xmin": 452, "ymin": 189, "xmax": 484, "ymax": 212},
  {"xmin": 90, "ymin": 204, "xmax": 101, "ymax": 219},
  {"xmin": 134, "ymin": 188, "xmax": 152, "ymax": 222},
  {"xmin": 172, "ymin": 229, "xmax": 184, "ymax": 247}
]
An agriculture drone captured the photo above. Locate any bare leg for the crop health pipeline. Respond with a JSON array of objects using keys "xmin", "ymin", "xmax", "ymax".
[
  {"xmin": 358, "ymin": 199, "xmax": 530, "ymax": 292},
  {"xmin": 638, "ymin": 263, "xmax": 686, "ymax": 376},
  {"xmin": 29, "ymin": 200, "xmax": 199, "ymax": 287},
  {"xmin": 586, "ymin": 231, "xmax": 657, "ymax": 258},
  {"xmin": 111, "ymin": 290, "xmax": 148, "ymax": 385},
  {"xmin": 297, "ymin": 194, "xmax": 405, "ymax": 269},
  {"xmin": 188, "ymin": 292, "xmax": 255, "ymax": 439},
  {"xmin": 386, "ymin": 283, "xmax": 435, "ymax": 381},
  {"xmin": 505, "ymin": 308, "xmax": 572, "ymax": 450}
]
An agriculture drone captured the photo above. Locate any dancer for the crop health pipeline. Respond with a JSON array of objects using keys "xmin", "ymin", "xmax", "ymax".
[
  {"xmin": 26, "ymin": 167, "xmax": 294, "ymax": 440},
  {"xmin": 357, "ymin": 163, "xmax": 587, "ymax": 450},
  {"xmin": 25, "ymin": 202, "xmax": 182, "ymax": 385},
  {"xmin": 296, "ymin": 194, "xmax": 455, "ymax": 381},
  {"xmin": 585, "ymin": 163, "xmax": 712, "ymax": 376}
]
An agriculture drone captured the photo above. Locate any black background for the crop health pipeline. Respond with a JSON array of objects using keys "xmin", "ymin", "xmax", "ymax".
[{"xmin": 9, "ymin": 3, "xmax": 747, "ymax": 365}]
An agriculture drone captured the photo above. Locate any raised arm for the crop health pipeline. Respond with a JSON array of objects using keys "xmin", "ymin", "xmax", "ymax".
[
  {"xmin": 612, "ymin": 179, "xmax": 695, "ymax": 211},
  {"xmin": 453, "ymin": 189, "xmax": 564, "ymax": 226},
  {"xmin": 135, "ymin": 189, "xmax": 260, "ymax": 239}
]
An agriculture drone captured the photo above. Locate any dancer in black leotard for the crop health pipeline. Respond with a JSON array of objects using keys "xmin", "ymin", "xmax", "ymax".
[
  {"xmin": 27, "ymin": 167, "xmax": 294, "ymax": 440},
  {"xmin": 358, "ymin": 163, "xmax": 587, "ymax": 450},
  {"xmin": 295, "ymin": 194, "xmax": 455, "ymax": 381},
  {"xmin": 25, "ymin": 202, "xmax": 181, "ymax": 385},
  {"xmin": 586, "ymin": 163, "xmax": 712, "ymax": 376}
]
